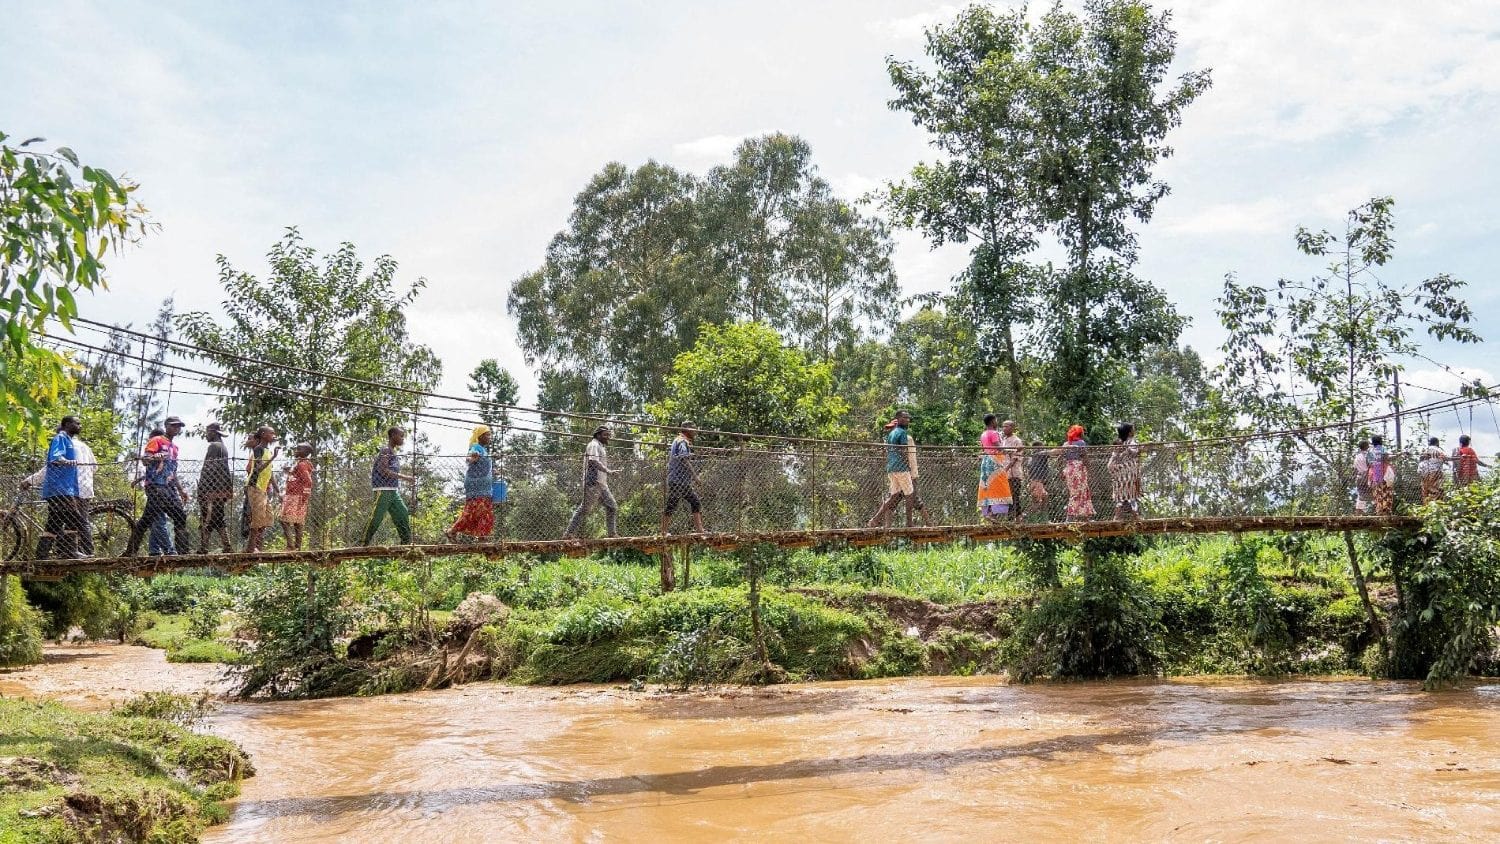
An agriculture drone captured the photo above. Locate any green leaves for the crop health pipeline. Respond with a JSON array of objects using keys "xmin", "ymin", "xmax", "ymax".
[
  {"xmin": 885, "ymin": 1, "xmax": 1207, "ymax": 430},
  {"xmin": 177, "ymin": 230, "xmax": 441, "ymax": 452},
  {"xmin": 1216, "ymin": 197, "xmax": 1482, "ymax": 478},
  {"xmin": 647, "ymin": 322, "xmax": 847, "ymax": 441},
  {"xmin": 508, "ymin": 135, "xmax": 896, "ymax": 416},
  {"xmin": 0, "ymin": 132, "xmax": 150, "ymax": 432}
]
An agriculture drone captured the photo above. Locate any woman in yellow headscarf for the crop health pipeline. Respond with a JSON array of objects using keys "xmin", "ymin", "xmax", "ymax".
[{"xmin": 446, "ymin": 425, "xmax": 495, "ymax": 541}]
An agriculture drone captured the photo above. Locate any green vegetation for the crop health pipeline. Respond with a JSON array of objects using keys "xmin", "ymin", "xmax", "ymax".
[
  {"xmin": 0, "ymin": 695, "xmax": 251, "ymax": 843},
  {"xmin": 84, "ymin": 528, "xmax": 1460, "ymax": 700},
  {"xmin": 0, "ymin": 131, "xmax": 150, "ymax": 434},
  {"xmin": 1382, "ymin": 479, "xmax": 1500, "ymax": 687},
  {"xmin": 132, "ymin": 614, "xmax": 243, "ymax": 665},
  {"xmin": 0, "ymin": 574, "xmax": 45, "ymax": 667}
]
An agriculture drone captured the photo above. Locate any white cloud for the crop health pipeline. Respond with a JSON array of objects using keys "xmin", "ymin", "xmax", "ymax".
[
  {"xmin": 671, "ymin": 133, "xmax": 756, "ymax": 165},
  {"xmin": 1159, "ymin": 197, "xmax": 1290, "ymax": 236},
  {"xmin": 831, "ymin": 171, "xmax": 884, "ymax": 202},
  {"xmin": 869, "ymin": 4, "xmax": 960, "ymax": 41},
  {"xmin": 1173, "ymin": 1, "xmax": 1500, "ymax": 144}
]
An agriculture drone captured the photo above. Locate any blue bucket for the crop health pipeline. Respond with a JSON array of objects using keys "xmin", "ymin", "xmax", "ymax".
[{"xmin": 491, "ymin": 479, "xmax": 509, "ymax": 503}]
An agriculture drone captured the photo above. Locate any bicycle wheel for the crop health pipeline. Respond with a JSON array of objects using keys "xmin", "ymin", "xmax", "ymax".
[
  {"xmin": 89, "ymin": 502, "xmax": 135, "ymax": 559},
  {"xmin": 0, "ymin": 514, "xmax": 24, "ymax": 561}
]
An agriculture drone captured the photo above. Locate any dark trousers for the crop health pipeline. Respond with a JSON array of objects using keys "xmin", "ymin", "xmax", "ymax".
[
  {"xmin": 37, "ymin": 496, "xmax": 87, "ymax": 559},
  {"xmin": 127, "ymin": 485, "xmax": 189, "ymax": 556}
]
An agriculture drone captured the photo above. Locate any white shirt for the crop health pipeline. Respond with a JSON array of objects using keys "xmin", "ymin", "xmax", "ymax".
[
  {"xmin": 585, "ymin": 439, "xmax": 610, "ymax": 485},
  {"xmin": 27, "ymin": 437, "xmax": 96, "ymax": 499},
  {"xmin": 999, "ymin": 434, "xmax": 1024, "ymax": 475}
]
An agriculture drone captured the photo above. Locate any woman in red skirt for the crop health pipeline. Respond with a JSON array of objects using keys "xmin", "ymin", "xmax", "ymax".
[{"xmin": 447, "ymin": 426, "xmax": 495, "ymax": 541}]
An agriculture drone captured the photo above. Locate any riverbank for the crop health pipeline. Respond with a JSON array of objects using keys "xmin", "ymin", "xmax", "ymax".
[{"xmin": 0, "ymin": 695, "xmax": 251, "ymax": 843}]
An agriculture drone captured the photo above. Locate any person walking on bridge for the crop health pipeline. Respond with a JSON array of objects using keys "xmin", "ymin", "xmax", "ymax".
[
  {"xmin": 565, "ymin": 426, "xmax": 619, "ymax": 539},
  {"xmin": 1061, "ymin": 425, "xmax": 1095, "ymax": 521},
  {"xmin": 1418, "ymin": 436, "xmax": 1448, "ymax": 504},
  {"xmin": 867, "ymin": 411, "xmax": 930, "ymax": 528},
  {"xmin": 661, "ymin": 422, "xmax": 705, "ymax": 536},
  {"xmin": 125, "ymin": 416, "xmax": 190, "ymax": 557},
  {"xmin": 245, "ymin": 427, "xmax": 280, "ymax": 553},
  {"xmin": 999, "ymin": 420, "xmax": 1025, "ymax": 519},
  {"xmin": 1453, "ymin": 434, "xmax": 1487, "ymax": 488},
  {"xmin": 363, "ymin": 427, "xmax": 415, "ymax": 546},
  {"xmin": 280, "ymin": 443, "xmax": 314, "ymax": 550},
  {"xmin": 197, "ymin": 422, "xmax": 234, "ymax": 554},
  {"xmin": 1108, "ymin": 423, "xmax": 1142, "ymax": 520},
  {"xmin": 1025, "ymin": 440, "xmax": 1051, "ymax": 519},
  {"xmin": 446, "ymin": 426, "xmax": 495, "ymax": 542},
  {"xmin": 34, "ymin": 416, "xmax": 87, "ymax": 559},
  {"xmin": 977, "ymin": 415, "xmax": 1013, "ymax": 522},
  {"xmin": 1369, "ymin": 435, "xmax": 1396, "ymax": 515},
  {"xmin": 1352, "ymin": 440, "xmax": 1372, "ymax": 514},
  {"xmin": 25, "ymin": 416, "xmax": 97, "ymax": 558}
]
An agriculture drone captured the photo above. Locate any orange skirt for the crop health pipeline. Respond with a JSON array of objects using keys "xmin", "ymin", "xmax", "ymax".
[{"xmin": 450, "ymin": 496, "xmax": 494, "ymax": 537}]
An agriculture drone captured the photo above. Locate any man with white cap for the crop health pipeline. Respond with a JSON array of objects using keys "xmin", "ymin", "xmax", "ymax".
[{"xmin": 564, "ymin": 426, "xmax": 618, "ymax": 538}]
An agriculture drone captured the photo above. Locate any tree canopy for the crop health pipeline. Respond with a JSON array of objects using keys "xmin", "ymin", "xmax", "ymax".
[
  {"xmin": 647, "ymin": 321, "xmax": 848, "ymax": 442},
  {"xmin": 178, "ymin": 228, "xmax": 442, "ymax": 453},
  {"xmin": 0, "ymin": 132, "xmax": 151, "ymax": 433},
  {"xmin": 508, "ymin": 134, "xmax": 896, "ymax": 416},
  {"xmin": 886, "ymin": 1, "xmax": 1210, "ymax": 434}
]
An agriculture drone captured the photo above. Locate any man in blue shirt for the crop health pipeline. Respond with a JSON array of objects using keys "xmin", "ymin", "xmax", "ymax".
[
  {"xmin": 37, "ymin": 415, "xmax": 88, "ymax": 560},
  {"xmin": 866, "ymin": 410, "xmax": 930, "ymax": 528},
  {"xmin": 660, "ymin": 421, "xmax": 705, "ymax": 536}
]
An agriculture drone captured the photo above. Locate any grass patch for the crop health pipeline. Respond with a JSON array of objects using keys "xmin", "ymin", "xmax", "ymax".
[
  {"xmin": 0, "ymin": 697, "xmax": 251, "ymax": 843},
  {"xmin": 132, "ymin": 614, "xmax": 244, "ymax": 665}
]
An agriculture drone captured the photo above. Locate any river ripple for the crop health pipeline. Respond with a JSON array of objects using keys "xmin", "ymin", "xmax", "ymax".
[{"xmin": 4, "ymin": 644, "xmax": 1497, "ymax": 841}]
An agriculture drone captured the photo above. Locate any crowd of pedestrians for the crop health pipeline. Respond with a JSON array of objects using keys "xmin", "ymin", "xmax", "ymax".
[{"xmin": 18, "ymin": 410, "xmax": 1493, "ymax": 560}]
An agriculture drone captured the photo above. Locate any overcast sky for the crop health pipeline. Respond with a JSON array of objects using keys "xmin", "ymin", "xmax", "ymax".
[{"xmin": 5, "ymin": 0, "xmax": 1497, "ymax": 454}]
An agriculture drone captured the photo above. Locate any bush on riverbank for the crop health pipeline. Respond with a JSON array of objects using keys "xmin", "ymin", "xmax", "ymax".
[
  {"xmin": 133, "ymin": 614, "xmax": 244, "ymax": 665},
  {"xmin": 0, "ymin": 696, "xmax": 252, "ymax": 843},
  {"xmin": 1381, "ymin": 479, "xmax": 1500, "ymax": 687},
  {"xmin": 0, "ymin": 574, "xmax": 45, "ymax": 667},
  {"xmin": 51, "ymin": 526, "xmax": 1495, "ymax": 697}
]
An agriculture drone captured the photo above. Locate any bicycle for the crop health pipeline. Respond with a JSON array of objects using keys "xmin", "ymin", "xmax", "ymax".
[{"xmin": 0, "ymin": 487, "xmax": 137, "ymax": 562}]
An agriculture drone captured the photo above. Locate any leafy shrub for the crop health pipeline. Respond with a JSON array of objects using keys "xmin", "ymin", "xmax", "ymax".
[
  {"xmin": 0, "ymin": 574, "xmax": 44, "ymax": 667},
  {"xmin": 652, "ymin": 624, "xmax": 753, "ymax": 689},
  {"xmin": 926, "ymin": 628, "xmax": 999, "ymax": 675},
  {"xmin": 1383, "ymin": 480, "xmax": 1500, "ymax": 686},
  {"xmin": 547, "ymin": 594, "xmax": 633, "ymax": 645},
  {"xmin": 1222, "ymin": 541, "xmax": 1293, "ymax": 673},
  {"xmin": 23, "ymin": 572, "xmax": 127, "ymax": 639},
  {"xmin": 112, "ymin": 691, "xmax": 216, "ymax": 728},
  {"xmin": 863, "ymin": 633, "xmax": 926, "ymax": 678},
  {"xmin": 234, "ymin": 564, "xmax": 354, "ymax": 699},
  {"xmin": 1001, "ymin": 553, "xmax": 1162, "ymax": 681},
  {"xmin": 187, "ymin": 590, "xmax": 232, "ymax": 639}
]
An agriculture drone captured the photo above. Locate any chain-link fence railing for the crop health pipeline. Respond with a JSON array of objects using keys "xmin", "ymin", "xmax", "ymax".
[{"xmin": 0, "ymin": 437, "xmax": 1442, "ymax": 562}]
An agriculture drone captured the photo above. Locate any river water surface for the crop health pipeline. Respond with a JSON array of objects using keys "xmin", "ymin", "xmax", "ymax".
[{"xmin": 4, "ymin": 644, "xmax": 1498, "ymax": 842}]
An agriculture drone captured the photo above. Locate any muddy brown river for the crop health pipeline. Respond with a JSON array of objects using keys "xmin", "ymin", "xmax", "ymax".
[{"xmin": 4, "ymin": 644, "xmax": 1498, "ymax": 841}]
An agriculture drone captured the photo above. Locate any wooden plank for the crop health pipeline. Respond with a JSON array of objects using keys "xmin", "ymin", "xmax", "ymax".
[{"xmin": 1, "ymin": 515, "xmax": 1422, "ymax": 579}]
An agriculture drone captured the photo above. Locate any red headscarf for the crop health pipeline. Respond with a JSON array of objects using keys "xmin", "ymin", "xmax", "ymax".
[{"xmin": 1066, "ymin": 425, "xmax": 1086, "ymax": 443}]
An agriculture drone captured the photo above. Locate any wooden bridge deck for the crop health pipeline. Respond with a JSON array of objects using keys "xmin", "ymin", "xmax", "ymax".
[{"xmin": 6, "ymin": 514, "xmax": 1420, "ymax": 580}]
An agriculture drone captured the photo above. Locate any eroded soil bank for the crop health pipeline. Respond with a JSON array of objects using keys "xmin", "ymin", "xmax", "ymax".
[{"xmin": 4, "ymin": 644, "xmax": 1498, "ymax": 841}]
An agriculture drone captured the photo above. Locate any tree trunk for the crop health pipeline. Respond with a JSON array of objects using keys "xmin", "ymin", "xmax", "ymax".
[
  {"xmin": 1342, "ymin": 529, "xmax": 1386, "ymax": 655},
  {"xmin": 1002, "ymin": 321, "xmax": 1024, "ymax": 418},
  {"xmin": 659, "ymin": 549, "xmax": 675, "ymax": 593},
  {"xmin": 745, "ymin": 548, "xmax": 770, "ymax": 669}
]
